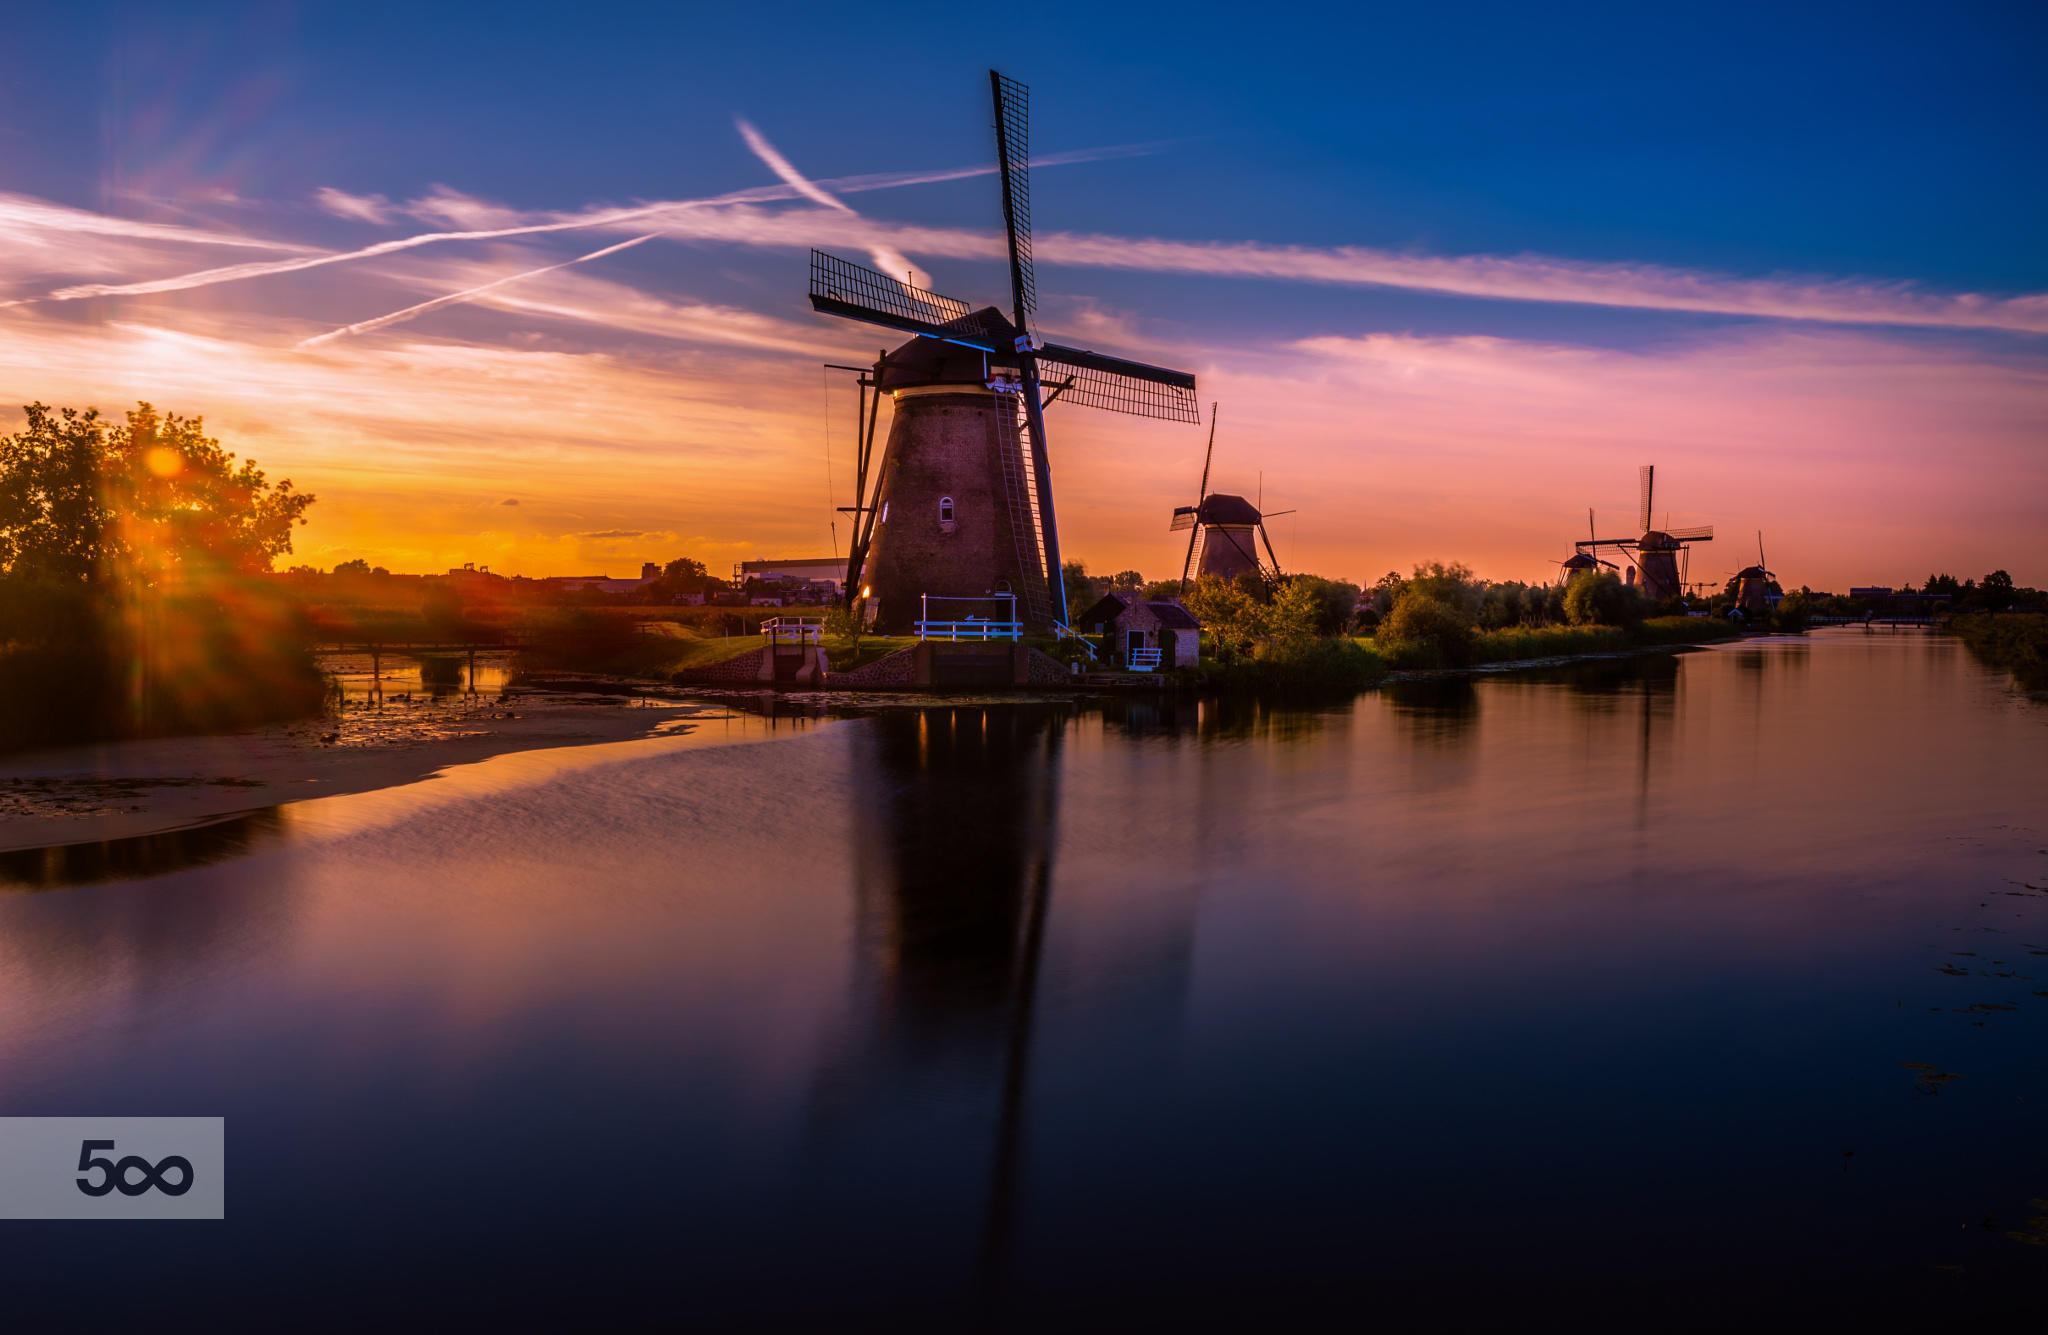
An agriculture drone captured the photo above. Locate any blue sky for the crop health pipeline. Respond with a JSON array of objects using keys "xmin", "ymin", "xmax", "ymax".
[{"xmin": 1, "ymin": 0, "xmax": 2042, "ymax": 583}]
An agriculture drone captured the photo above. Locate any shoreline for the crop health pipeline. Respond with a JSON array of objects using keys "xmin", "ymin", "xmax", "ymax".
[
  {"xmin": 0, "ymin": 687, "xmax": 708, "ymax": 853},
  {"xmin": 0, "ymin": 638, "xmax": 1769, "ymax": 853}
]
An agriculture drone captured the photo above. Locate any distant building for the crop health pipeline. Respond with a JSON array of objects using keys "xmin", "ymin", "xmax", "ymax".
[
  {"xmin": 642, "ymin": 562, "xmax": 661, "ymax": 581},
  {"xmin": 1076, "ymin": 592, "xmax": 1201, "ymax": 669},
  {"xmin": 1849, "ymin": 586, "xmax": 1892, "ymax": 601},
  {"xmin": 735, "ymin": 557, "xmax": 848, "ymax": 593},
  {"xmin": 545, "ymin": 572, "xmax": 655, "ymax": 595}
]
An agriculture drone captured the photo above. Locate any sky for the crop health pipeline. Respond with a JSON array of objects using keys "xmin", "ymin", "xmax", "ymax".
[{"xmin": 1, "ymin": 0, "xmax": 2043, "ymax": 591}]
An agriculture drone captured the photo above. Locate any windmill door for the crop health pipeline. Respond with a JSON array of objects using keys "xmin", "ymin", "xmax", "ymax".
[{"xmin": 1125, "ymin": 629, "xmax": 1146, "ymax": 663}]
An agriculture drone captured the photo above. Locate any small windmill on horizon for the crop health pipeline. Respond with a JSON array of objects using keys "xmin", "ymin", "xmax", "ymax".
[
  {"xmin": 1170, "ymin": 406, "xmax": 1293, "ymax": 592},
  {"xmin": 1576, "ymin": 465, "xmax": 1713, "ymax": 602},
  {"xmin": 805, "ymin": 71, "xmax": 1199, "ymax": 635}
]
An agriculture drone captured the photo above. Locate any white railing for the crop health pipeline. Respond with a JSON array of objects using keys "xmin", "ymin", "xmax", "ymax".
[
  {"xmin": 1050, "ymin": 620, "xmax": 1098, "ymax": 660},
  {"xmin": 1127, "ymin": 648, "xmax": 1163, "ymax": 672},
  {"xmin": 916, "ymin": 619, "xmax": 1022, "ymax": 642},
  {"xmin": 760, "ymin": 616, "xmax": 824, "ymax": 644}
]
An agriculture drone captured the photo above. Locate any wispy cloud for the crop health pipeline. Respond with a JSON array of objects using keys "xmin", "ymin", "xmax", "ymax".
[
  {"xmin": 735, "ymin": 116, "xmax": 923, "ymax": 286},
  {"xmin": 298, "ymin": 231, "xmax": 666, "ymax": 347},
  {"xmin": 312, "ymin": 187, "xmax": 393, "ymax": 225}
]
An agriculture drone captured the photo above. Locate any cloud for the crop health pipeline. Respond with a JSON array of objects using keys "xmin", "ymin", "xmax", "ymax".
[
  {"xmin": 736, "ymin": 116, "xmax": 923, "ymax": 286},
  {"xmin": 298, "ymin": 231, "xmax": 665, "ymax": 347},
  {"xmin": 313, "ymin": 187, "xmax": 393, "ymax": 225},
  {"xmin": 499, "ymin": 497, "xmax": 520, "ymax": 506},
  {"xmin": 578, "ymin": 530, "xmax": 649, "ymax": 539}
]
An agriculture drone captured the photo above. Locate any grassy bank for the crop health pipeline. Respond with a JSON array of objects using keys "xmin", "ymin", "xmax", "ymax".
[
  {"xmin": 1369, "ymin": 615, "xmax": 1740, "ymax": 671},
  {"xmin": 1950, "ymin": 613, "xmax": 2048, "ymax": 691},
  {"xmin": 1200, "ymin": 638, "xmax": 1390, "ymax": 693}
]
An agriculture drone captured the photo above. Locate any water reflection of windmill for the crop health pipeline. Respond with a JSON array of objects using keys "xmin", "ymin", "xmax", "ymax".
[
  {"xmin": 1576, "ymin": 465, "xmax": 1713, "ymax": 602},
  {"xmin": 1170, "ymin": 406, "xmax": 1293, "ymax": 591},
  {"xmin": 809, "ymin": 71, "xmax": 1199, "ymax": 634}
]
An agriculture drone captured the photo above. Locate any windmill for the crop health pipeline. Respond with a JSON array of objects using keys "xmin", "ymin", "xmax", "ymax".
[
  {"xmin": 1169, "ymin": 406, "xmax": 1292, "ymax": 592},
  {"xmin": 1731, "ymin": 531, "xmax": 1775, "ymax": 621},
  {"xmin": 1555, "ymin": 507, "xmax": 1618, "ymax": 584},
  {"xmin": 808, "ymin": 71, "xmax": 1198, "ymax": 635},
  {"xmin": 1575, "ymin": 465, "xmax": 1713, "ymax": 603}
]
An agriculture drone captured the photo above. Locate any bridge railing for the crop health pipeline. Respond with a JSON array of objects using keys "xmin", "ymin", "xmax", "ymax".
[
  {"xmin": 760, "ymin": 616, "xmax": 824, "ymax": 644},
  {"xmin": 1126, "ymin": 648, "xmax": 1163, "ymax": 672},
  {"xmin": 916, "ymin": 619, "xmax": 1022, "ymax": 642}
]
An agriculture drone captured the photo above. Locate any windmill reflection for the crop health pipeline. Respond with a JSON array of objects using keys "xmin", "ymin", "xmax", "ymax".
[{"xmin": 811, "ymin": 704, "xmax": 1064, "ymax": 1319}]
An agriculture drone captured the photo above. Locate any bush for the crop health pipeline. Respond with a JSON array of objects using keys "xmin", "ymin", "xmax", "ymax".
[
  {"xmin": 1563, "ymin": 571, "xmax": 1648, "ymax": 628},
  {"xmin": 1204, "ymin": 637, "xmax": 1388, "ymax": 693},
  {"xmin": 1375, "ymin": 591, "xmax": 1475, "ymax": 667},
  {"xmin": 1951, "ymin": 613, "xmax": 2048, "ymax": 691},
  {"xmin": 1471, "ymin": 624, "xmax": 1628, "ymax": 661}
]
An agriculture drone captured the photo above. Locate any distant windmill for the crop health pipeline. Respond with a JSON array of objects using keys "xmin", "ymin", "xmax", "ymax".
[
  {"xmin": 1169, "ymin": 406, "xmax": 1292, "ymax": 591},
  {"xmin": 1576, "ymin": 465, "xmax": 1713, "ymax": 603},
  {"xmin": 808, "ymin": 70, "xmax": 1199, "ymax": 634},
  {"xmin": 1555, "ymin": 507, "xmax": 1619, "ymax": 584},
  {"xmin": 1732, "ymin": 530, "xmax": 1775, "ymax": 621}
]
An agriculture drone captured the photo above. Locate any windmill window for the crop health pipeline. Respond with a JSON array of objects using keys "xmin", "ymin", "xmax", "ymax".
[{"xmin": 939, "ymin": 497, "xmax": 954, "ymax": 522}]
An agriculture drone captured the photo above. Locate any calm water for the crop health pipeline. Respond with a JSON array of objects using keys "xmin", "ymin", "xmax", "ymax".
[{"xmin": 3, "ymin": 631, "xmax": 2044, "ymax": 1327}]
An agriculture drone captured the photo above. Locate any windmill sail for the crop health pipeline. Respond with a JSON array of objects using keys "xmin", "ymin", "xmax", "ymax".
[
  {"xmin": 1036, "ymin": 344, "xmax": 1199, "ymax": 422},
  {"xmin": 809, "ymin": 251, "xmax": 1006, "ymax": 349},
  {"xmin": 990, "ymin": 71, "xmax": 1035, "ymax": 326},
  {"xmin": 1639, "ymin": 464, "xmax": 1655, "ymax": 532}
]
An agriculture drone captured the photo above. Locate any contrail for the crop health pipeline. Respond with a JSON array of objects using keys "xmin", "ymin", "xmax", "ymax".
[
  {"xmin": 297, "ymin": 232, "xmax": 664, "ymax": 348},
  {"xmin": 737, "ymin": 116, "xmax": 921, "ymax": 285},
  {"xmin": 31, "ymin": 145, "xmax": 1154, "ymax": 306}
]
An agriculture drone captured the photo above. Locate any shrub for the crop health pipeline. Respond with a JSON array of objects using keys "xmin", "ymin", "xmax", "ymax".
[
  {"xmin": 1951, "ymin": 613, "xmax": 2048, "ymax": 691},
  {"xmin": 1375, "ymin": 591, "xmax": 1475, "ymax": 667},
  {"xmin": 1563, "ymin": 571, "xmax": 1647, "ymax": 627},
  {"xmin": 1205, "ymin": 637, "xmax": 1388, "ymax": 693}
]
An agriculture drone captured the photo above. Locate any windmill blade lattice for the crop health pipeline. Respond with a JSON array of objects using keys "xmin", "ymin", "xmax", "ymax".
[
  {"xmin": 809, "ymin": 251, "xmax": 1005, "ymax": 348},
  {"xmin": 1036, "ymin": 344, "xmax": 1199, "ymax": 422},
  {"xmin": 990, "ymin": 71, "xmax": 1035, "ymax": 326}
]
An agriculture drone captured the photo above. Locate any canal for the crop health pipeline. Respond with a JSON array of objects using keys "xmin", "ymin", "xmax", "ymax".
[{"xmin": 2, "ymin": 630, "xmax": 2043, "ymax": 1325}]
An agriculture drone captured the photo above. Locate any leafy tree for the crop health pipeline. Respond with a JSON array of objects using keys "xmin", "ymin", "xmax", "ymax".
[
  {"xmin": 1563, "ymin": 570, "xmax": 1646, "ymax": 627},
  {"xmin": 1108, "ymin": 569, "xmax": 1144, "ymax": 591},
  {"xmin": 641, "ymin": 556, "xmax": 719, "ymax": 602},
  {"xmin": 1405, "ymin": 561, "xmax": 1484, "ymax": 620},
  {"xmin": 1185, "ymin": 574, "xmax": 1268, "ymax": 662},
  {"xmin": 1267, "ymin": 578, "xmax": 1323, "ymax": 651},
  {"xmin": 1376, "ymin": 590, "xmax": 1475, "ymax": 666},
  {"xmin": 0, "ymin": 402, "xmax": 313, "ymax": 583},
  {"xmin": 334, "ymin": 557, "xmax": 372, "ymax": 575},
  {"xmin": 1061, "ymin": 560, "xmax": 1105, "ymax": 616},
  {"xmin": 1139, "ymin": 579, "xmax": 1182, "ymax": 603},
  {"xmin": 1983, "ymin": 569, "xmax": 2015, "ymax": 606}
]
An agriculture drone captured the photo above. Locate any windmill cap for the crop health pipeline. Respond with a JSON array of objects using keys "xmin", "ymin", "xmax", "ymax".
[
  {"xmin": 1198, "ymin": 494, "xmax": 1262, "ymax": 525},
  {"xmin": 1735, "ymin": 565, "xmax": 1771, "ymax": 578},
  {"xmin": 877, "ymin": 311, "xmax": 1022, "ymax": 390}
]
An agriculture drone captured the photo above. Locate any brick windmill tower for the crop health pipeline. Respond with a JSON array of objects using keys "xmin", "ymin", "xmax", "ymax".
[
  {"xmin": 808, "ymin": 71, "xmax": 1199, "ymax": 634},
  {"xmin": 1577, "ymin": 465, "xmax": 1713, "ymax": 603}
]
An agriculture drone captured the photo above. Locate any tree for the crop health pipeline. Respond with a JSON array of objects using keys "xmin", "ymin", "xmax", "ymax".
[
  {"xmin": 1983, "ymin": 569, "xmax": 2015, "ymax": 607},
  {"xmin": 1267, "ymin": 578, "xmax": 1323, "ymax": 651},
  {"xmin": 1184, "ymin": 574, "xmax": 1268, "ymax": 662},
  {"xmin": 641, "ymin": 556, "xmax": 719, "ymax": 602},
  {"xmin": 1285, "ymin": 574, "xmax": 1363, "ymax": 637},
  {"xmin": 1139, "ymin": 579, "xmax": 1182, "ymax": 603},
  {"xmin": 1062, "ymin": 561, "xmax": 1105, "ymax": 617},
  {"xmin": 1376, "ymin": 590, "xmax": 1475, "ymax": 665},
  {"xmin": 334, "ymin": 557, "xmax": 372, "ymax": 575},
  {"xmin": 1108, "ymin": 569, "xmax": 1144, "ymax": 591},
  {"xmin": 0, "ymin": 402, "xmax": 313, "ymax": 584},
  {"xmin": 1563, "ymin": 570, "xmax": 1646, "ymax": 627},
  {"xmin": 1405, "ymin": 561, "xmax": 1483, "ymax": 620}
]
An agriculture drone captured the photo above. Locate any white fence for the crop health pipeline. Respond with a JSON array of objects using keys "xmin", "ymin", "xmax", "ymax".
[
  {"xmin": 916, "ymin": 619, "xmax": 1022, "ymax": 642},
  {"xmin": 760, "ymin": 616, "xmax": 824, "ymax": 645}
]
